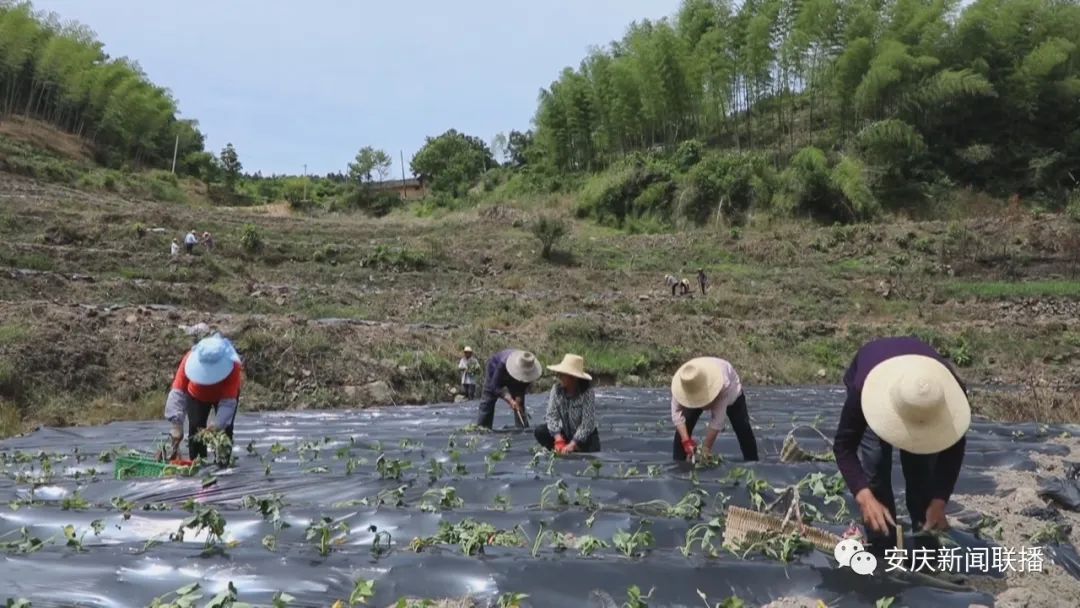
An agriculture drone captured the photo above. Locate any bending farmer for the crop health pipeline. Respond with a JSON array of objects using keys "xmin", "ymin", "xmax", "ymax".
[
  {"xmin": 670, "ymin": 357, "xmax": 758, "ymax": 462},
  {"xmin": 477, "ymin": 349, "xmax": 541, "ymax": 429},
  {"xmin": 833, "ymin": 336, "xmax": 970, "ymax": 559},
  {"xmin": 535, "ymin": 354, "xmax": 600, "ymax": 454},
  {"xmin": 164, "ymin": 334, "xmax": 244, "ymax": 460}
]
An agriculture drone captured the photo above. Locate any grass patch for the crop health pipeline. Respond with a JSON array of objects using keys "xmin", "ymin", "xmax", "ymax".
[
  {"xmin": 0, "ymin": 251, "xmax": 56, "ymax": 272},
  {"xmin": 0, "ymin": 324, "xmax": 30, "ymax": 345},
  {"xmin": 942, "ymin": 281, "xmax": 1080, "ymax": 299},
  {"xmin": 0, "ymin": 401, "xmax": 22, "ymax": 438}
]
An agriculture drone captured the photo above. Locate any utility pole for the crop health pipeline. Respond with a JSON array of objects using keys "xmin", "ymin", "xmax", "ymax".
[
  {"xmin": 303, "ymin": 164, "xmax": 308, "ymax": 202},
  {"xmin": 399, "ymin": 150, "xmax": 407, "ymax": 199},
  {"xmin": 170, "ymin": 134, "xmax": 180, "ymax": 174}
]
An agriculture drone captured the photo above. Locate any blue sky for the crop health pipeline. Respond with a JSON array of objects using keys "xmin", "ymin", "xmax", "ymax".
[{"xmin": 35, "ymin": 1, "xmax": 681, "ymax": 176}]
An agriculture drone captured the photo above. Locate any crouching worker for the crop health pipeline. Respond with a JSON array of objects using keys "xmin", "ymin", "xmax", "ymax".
[
  {"xmin": 477, "ymin": 349, "xmax": 541, "ymax": 429},
  {"xmin": 535, "ymin": 354, "xmax": 600, "ymax": 454},
  {"xmin": 670, "ymin": 357, "xmax": 758, "ymax": 462},
  {"xmin": 833, "ymin": 337, "xmax": 970, "ymax": 560},
  {"xmin": 164, "ymin": 334, "xmax": 244, "ymax": 460}
]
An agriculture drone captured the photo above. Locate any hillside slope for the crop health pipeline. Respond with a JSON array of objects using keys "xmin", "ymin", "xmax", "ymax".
[{"xmin": 1, "ymin": 168, "xmax": 1078, "ymax": 436}]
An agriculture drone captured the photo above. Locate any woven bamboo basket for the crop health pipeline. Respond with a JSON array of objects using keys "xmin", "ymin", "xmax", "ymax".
[{"xmin": 723, "ymin": 505, "xmax": 842, "ymax": 554}]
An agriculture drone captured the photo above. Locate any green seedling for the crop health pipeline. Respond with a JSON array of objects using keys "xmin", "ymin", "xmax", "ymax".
[
  {"xmin": 972, "ymin": 514, "xmax": 1004, "ymax": 541},
  {"xmin": 246, "ymin": 440, "xmax": 259, "ymax": 456},
  {"xmin": 497, "ymin": 593, "xmax": 528, "ymax": 608},
  {"xmin": 492, "ymin": 494, "xmax": 511, "ymax": 511},
  {"xmin": 61, "ymin": 492, "xmax": 90, "ymax": 511},
  {"xmin": 148, "ymin": 582, "xmax": 203, "ymax": 608},
  {"xmin": 262, "ymin": 534, "xmax": 277, "ymax": 552},
  {"xmin": 620, "ymin": 466, "xmax": 640, "ymax": 478},
  {"xmin": 528, "ymin": 448, "xmax": 544, "ymax": 470},
  {"xmin": 0, "ymin": 527, "xmax": 48, "ymax": 554},
  {"xmin": 622, "ymin": 585, "xmax": 655, "ymax": 608},
  {"xmin": 729, "ymin": 531, "xmax": 813, "ymax": 563},
  {"xmin": 647, "ymin": 465, "xmax": 663, "ymax": 478},
  {"xmin": 6, "ymin": 599, "xmax": 32, "ymax": 608},
  {"xmin": 90, "ymin": 519, "xmax": 105, "ymax": 536},
  {"xmin": 578, "ymin": 459, "xmax": 603, "ymax": 478},
  {"xmin": 574, "ymin": 486, "xmax": 598, "ymax": 510},
  {"xmin": 613, "ymin": 522, "xmax": 654, "ymax": 558},
  {"xmin": 682, "ymin": 517, "xmax": 725, "ymax": 558},
  {"xmin": 1029, "ymin": 523, "xmax": 1071, "ymax": 544},
  {"xmin": 345, "ymin": 457, "xmax": 367, "ymax": 475},
  {"xmin": 174, "ymin": 502, "xmax": 228, "ymax": 551},
  {"xmin": 375, "ymin": 455, "xmax": 412, "ymax": 480},
  {"xmin": 485, "ymin": 449, "xmax": 506, "ymax": 477},
  {"xmin": 369, "ymin": 525, "xmax": 393, "ymax": 557},
  {"xmin": 62, "ymin": 524, "xmax": 86, "ymax": 552},
  {"xmin": 335, "ymin": 446, "xmax": 353, "ymax": 460},
  {"xmin": 348, "ymin": 579, "xmax": 375, "ymax": 606},
  {"xmin": 400, "ymin": 438, "xmax": 422, "ymax": 450},
  {"xmin": 305, "ymin": 516, "xmax": 350, "ymax": 557},
  {"xmin": 524, "ymin": 522, "xmax": 551, "ymax": 558},
  {"xmin": 540, "ymin": 480, "xmax": 569, "ymax": 509},
  {"xmin": 195, "ymin": 429, "xmax": 234, "ymax": 467},
  {"xmin": 875, "ymin": 597, "xmax": 895, "ymax": 608},
  {"xmin": 544, "ymin": 452, "xmax": 557, "ymax": 476},
  {"xmin": 241, "ymin": 493, "xmax": 290, "ymax": 531},
  {"xmin": 696, "ymin": 590, "xmax": 746, "ymax": 608},
  {"xmin": 269, "ymin": 443, "xmax": 288, "ymax": 455},
  {"xmin": 427, "ymin": 458, "xmax": 445, "ymax": 483},
  {"xmin": 420, "ymin": 487, "xmax": 464, "ymax": 512},
  {"xmin": 110, "ymin": 496, "xmax": 136, "ymax": 520},
  {"xmin": 410, "ymin": 519, "xmax": 524, "ymax": 556},
  {"xmin": 577, "ymin": 534, "xmax": 609, "ymax": 557},
  {"xmin": 271, "ymin": 592, "xmax": 295, "ymax": 608},
  {"xmin": 205, "ymin": 582, "xmax": 250, "ymax": 608}
]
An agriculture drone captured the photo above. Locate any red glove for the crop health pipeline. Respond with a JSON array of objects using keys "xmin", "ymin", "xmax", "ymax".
[
  {"xmin": 681, "ymin": 438, "xmax": 697, "ymax": 459},
  {"xmin": 554, "ymin": 435, "xmax": 568, "ymax": 453}
]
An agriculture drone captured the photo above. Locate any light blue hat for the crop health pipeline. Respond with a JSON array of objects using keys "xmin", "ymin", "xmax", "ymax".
[{"xmin": 185, "ymin": 334, "xmax": 240, "ymax": 385}]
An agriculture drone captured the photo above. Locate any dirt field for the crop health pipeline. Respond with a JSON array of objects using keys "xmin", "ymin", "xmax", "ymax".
[{"xmin": 0, "ymin": 172, "xmax": 1079, "ymax": 436}]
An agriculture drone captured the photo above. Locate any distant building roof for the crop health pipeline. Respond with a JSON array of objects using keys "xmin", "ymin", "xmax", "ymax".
[{"xmin": 371, "ymin": 177, "xmax": 423, "ymax": 190}]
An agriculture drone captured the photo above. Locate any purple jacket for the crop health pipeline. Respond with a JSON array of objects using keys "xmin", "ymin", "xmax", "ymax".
[
  {"xmin": 482, "ymin": 349, "xmax": 529, "ymax": 398},
  {"xmin": 833, "ymin": 337, "xmax": 967, "ymax": 502}
]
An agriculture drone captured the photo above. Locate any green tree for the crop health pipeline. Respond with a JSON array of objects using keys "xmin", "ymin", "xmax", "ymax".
[
  {"xmin": 409, "ymin": 129, "xmax": 494, "ymax": 196},
  {"xmin": 220, "ymin": 143, "xmax": 242, "ymax": 191},
  {"xmin": 347, "ymin": 146, "xmax": 392, "ymax": 184}
]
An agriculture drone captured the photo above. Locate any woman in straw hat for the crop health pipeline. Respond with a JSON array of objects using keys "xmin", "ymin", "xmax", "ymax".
[
  {"xmin": 163, "ymin": 333, "xmax": 244, "ymax": 460},
  {"xmin": 670, "ymin": 357, "xmax": 758, "ymax": 462},
  {"xmin": 458, "ymin": 346, "xmax": 480, "ymax": 400},
  {"xmin": 833, "ymin": 336, "xmax": 970, "ymax": 559},
  {"xmin": 476, "ymin": 349, "xmax": 542, "ymax": 429},
  {"xmin": 535, "ymin": 354, "xmax": 600, "ymax": 454}
]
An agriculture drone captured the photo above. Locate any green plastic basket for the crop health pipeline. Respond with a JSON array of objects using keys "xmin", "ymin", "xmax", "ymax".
[{"xmin": 114, "ymin": 455, "xmax": 196, "ymax": 480}]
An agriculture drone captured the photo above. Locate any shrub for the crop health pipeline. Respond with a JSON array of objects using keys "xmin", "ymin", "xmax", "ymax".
[
  {"xmin": 531, "ymin": 215, "xmax": 568, "ymax": 260},
  {"xmin": 1067, "ymin": 191, "xmax": 1080, "ymax": 222},
  {"xmin": 678, "ymin": 151, "xmax": 771, "ymax": 226},
  {"xmin": 674, "ymin": 139, "xmax": 704, "ymax": 171},
  {"xmin": 240, "ymin": 224, "xmax": 263, "ymax": 254},
  {"xmin": 360, "ymin": 245, "xmax": 427, "ymax": 271},
  {"xmin": 577, "ymin": 159, "xmax": 675, "ymax": 228}
]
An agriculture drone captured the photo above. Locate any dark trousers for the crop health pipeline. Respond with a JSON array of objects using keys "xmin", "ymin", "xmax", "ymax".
[
  {"xmin": 184, "ymin": 242, "xmax": 194, "ymax": 254},
  {"xmin": 860, "ymin": 427, "xmax": 938, "ymax": 556},
  {"xmin": 477, "ymin": 392, "xmax": 529, "ymax": 429},
  {"xmin": 186, "ymin": 399, "xmax": 235, "ymax": 459},
  {"xmin": 534, "ymin": 425, "xmax": 601, "ymax": 453},
  {"xmin": 672, "ymin": 393, "xmax": 758, "ymax": 461},
  {"xmin": 461, "ymin": 384, "xmax": 477, "ymax": 399},
  {"xmin": 699, "ymin": 281, "xmax": 706, "ymax": 295},
  {"xmin": 671, "ymin": 284, "xmax": 678, "ymax": 296}
]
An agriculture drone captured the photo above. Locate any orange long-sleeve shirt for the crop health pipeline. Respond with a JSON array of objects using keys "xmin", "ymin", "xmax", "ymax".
[{"xmin": 171, "ymin": 352, "xmax": 244, "ymax": 403}]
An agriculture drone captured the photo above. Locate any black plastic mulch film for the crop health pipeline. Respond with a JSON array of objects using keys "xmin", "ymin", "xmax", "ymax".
[{"xmin": 1, "ymin": 387, "xmax": 1077, "ymax": 607}]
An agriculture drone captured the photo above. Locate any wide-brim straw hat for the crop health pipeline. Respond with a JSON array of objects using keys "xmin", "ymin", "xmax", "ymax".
[
  {"xmin": 506, "ymin": 350, "xmax": 542, "ymax": 383},
  {"xmin": 185, "ymin": 334, "xmax": 240, "ymax": 385},
  {"xmin": 671, "ymin": 357, "xmax": 728, "ymax": 409},
  {"xmin": 463, "ymin": 346, "xmax": 473, "ymax": 353},
  {"xmin": 862, "ymin": 355, "xmax": 971, "ymax": 454},
  {"xmin": 548, "ymin": 353, "xmax": 592, "ymax": 381}
]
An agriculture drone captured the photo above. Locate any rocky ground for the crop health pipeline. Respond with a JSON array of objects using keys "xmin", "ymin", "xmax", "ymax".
[{"xmin": 0, "ymin": 172, "xmax": 1078, "ymax": 436}]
